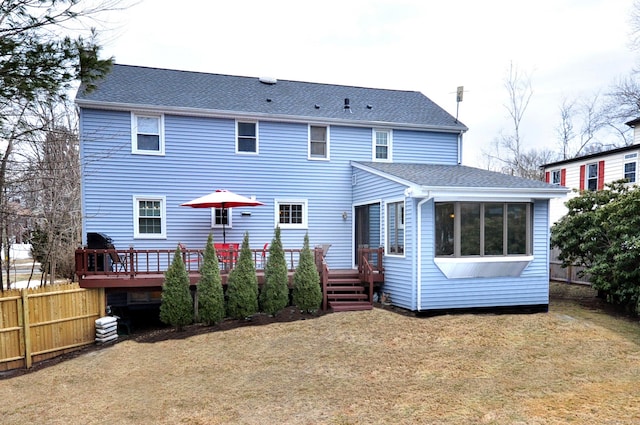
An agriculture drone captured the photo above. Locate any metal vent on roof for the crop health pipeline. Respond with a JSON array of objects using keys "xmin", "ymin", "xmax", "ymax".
[{"xmin": 258, "ymin": 76, "xmax": 277, "ymax": 85}]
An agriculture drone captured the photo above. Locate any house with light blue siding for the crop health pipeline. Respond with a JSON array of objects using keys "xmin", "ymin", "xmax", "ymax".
[{"xmin": 75, "ymin": 64, "xmax": 567, "ymax": 313}]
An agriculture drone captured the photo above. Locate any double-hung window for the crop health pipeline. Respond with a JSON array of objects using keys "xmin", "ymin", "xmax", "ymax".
[
  {"xmin": 133, "ymin": 196, "xmax": 166, "ymax": 239},
  {"xmin": 387, "ymin": 201, "xmax": 404, "ymax": 255},
  {"xmin": 211, "ymin": 208, "xmax": 232, "ymax": 228},
  {"xmin": 309, "ymin": 125, "xmax": 329, "ymax": 159},
  {"xmin": 587, "ymin": 163, "xmax": 599, "ymax": 191},
  {"xmin": 237, "ymin": 121, "xmax": 258, "ymax": 153},
  {"xmin": 132, "ymin": 113, "xmax": 164, "ymax": 155},
  {"xmin": 275, "ymin": 199, "xmax": 307, "ymax": 229},
  {"xmin": 624, "ymin": 153, "xmax": 637, "ymax": 183},
  {"xmin": 551, "ymin": 170, "xmax": 561, "ymax": 185},
  {"xmin": 435, "ymin": 202, "xmax": 531, "ymax": 257},
  {"xmin": 373, "ymin": 129, "xmax": 392, "ymax": 161}
]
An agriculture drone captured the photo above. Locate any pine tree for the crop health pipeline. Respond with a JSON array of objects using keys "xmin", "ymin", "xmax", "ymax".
[
  {"xmin": 197, "ymin": 233, "xmax": 226, "ymax": 325},
  {"xmin": 292, "ymin": 233, "xmax": 322, "ymax": 313},
  {"xmin": 160, "ymin": 246, "xmax": 194, "ymax": 331},
  {"xmin": 225, "ymin": 232, "xmax": 259, "ymax": 319},
  {"xmin": 259, "ymin": 227, "xmax": 289, "ymax": 315}
]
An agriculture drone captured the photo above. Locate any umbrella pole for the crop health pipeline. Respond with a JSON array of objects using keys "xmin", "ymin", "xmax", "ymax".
[{"xmin": 222, "ymin": 204, "xmax": 226, "ymax": 243}]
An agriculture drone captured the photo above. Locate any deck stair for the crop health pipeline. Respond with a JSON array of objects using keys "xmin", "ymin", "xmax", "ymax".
[{"xmin": 326, "ymin": 269, "xmax": 373, "ymax": 312}]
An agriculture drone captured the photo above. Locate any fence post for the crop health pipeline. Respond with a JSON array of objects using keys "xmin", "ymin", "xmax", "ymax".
[{"xmin": 21, "ymin": 289, "xmax": 32, "ymax": 369}]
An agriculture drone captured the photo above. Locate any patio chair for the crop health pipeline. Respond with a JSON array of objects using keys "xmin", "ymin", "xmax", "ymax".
[
  {"xmin": 178, "ymin": 243, "xmax": 201, "ymax": 270},
  {"xmin": 260, "ymin": 242, "xmax": 269, "ymax": 268},
  {"xmin": 214, "ymin": 243, "xmax": 239, "ymax": 271}
]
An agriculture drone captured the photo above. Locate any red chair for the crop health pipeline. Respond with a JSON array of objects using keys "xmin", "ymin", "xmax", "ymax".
[
  {"xmin": 214, "ymin": 243, "xmax": 239, "ymax": 270},
  {"xmin": 178, "ymin": 243, "xmax": 201, "ymax": 270},
  {"xmin": 260, "ymin": 243, "xmax": 269, "ymax": 268}
]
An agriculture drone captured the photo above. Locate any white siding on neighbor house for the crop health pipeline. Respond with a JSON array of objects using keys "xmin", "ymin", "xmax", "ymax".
[
  {"xmin": 418, "ymin": 199, "xmax": 550, "ymax": 310},
  {"xmin": 81, "ymin": 108, "xmax": 461, "ymax": 270},
  {"xmin": 352, "ymin": 167, "xmax": 416, "ymax": 310},
  {"xmin": 545, "ymin": 147, "xmax": 640, "ymax": 224}
]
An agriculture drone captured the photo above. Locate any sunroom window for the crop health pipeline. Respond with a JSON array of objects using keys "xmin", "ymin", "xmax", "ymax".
[
  {"xmin": 387, "ymin": 201, "xmax": 404, "ymax": 255},
  {"xmin": 435, "ymin": 202, "xmax": 531, "ymax": 257}
]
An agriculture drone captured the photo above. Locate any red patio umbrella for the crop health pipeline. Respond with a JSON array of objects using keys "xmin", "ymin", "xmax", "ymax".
[{"xmin": 180, "ymin": 189, "xmax": 264, "ymax": 243}]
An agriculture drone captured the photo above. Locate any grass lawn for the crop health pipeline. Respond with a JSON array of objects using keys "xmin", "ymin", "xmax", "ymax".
[{"xmin": 1, "ymin": 283, "xmax": 639, "ymax": 424}]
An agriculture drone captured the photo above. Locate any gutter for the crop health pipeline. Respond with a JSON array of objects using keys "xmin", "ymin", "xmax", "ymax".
[{"xmin": 74, "ymin": 99, "xmax": 469, "ymax": 134}]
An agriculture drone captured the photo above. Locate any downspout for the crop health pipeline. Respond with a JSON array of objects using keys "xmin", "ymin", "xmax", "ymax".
[
  {"xmin": 457, "ymin": 131, "xmax": 463, "ymax": 165},
  {"xmin": 415, "ymin": 194, "xmax": 432, "ymax": 312}
]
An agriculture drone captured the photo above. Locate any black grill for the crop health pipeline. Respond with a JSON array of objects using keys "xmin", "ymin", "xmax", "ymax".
[{"xmin": 87, "ymin": 232, "xmax": 115, "ymax": 271}]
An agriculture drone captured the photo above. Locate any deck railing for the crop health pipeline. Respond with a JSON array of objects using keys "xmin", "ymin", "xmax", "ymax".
[{"xmin": 75, "ymin": 247, "xmax": 302, "ymax": 278}]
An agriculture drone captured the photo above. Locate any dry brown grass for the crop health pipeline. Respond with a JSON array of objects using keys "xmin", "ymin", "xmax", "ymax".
[{"xmin": 1, "ymin": 283, "xmax": 639, "ymax": 424}]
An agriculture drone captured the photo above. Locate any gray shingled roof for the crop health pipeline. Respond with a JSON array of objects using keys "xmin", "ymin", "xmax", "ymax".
[
  {"xmin": 76, "ymin": 64, "xmax": 467, "ymax": 131},
  {"xmin": 356, "ymin": 162, "xmax": 566, "ymax": 190}
]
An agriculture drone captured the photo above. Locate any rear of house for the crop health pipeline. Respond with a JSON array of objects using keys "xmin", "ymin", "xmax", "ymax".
[{"xmin": 76, "ymin": 64, "xmax": 567, "ymax": 312}]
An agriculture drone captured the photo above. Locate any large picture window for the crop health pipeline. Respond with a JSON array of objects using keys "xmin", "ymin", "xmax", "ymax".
[
  {"xmin": 435, "ymin": 202, "xmax": 531, "ymax": 257},
  {"xmin": 133, "ymin": 196, "xmax": 166, "ymax": 239},
  {"xmin": 387, "ymin": 201, "xmax": 404, "ymax": 255}
]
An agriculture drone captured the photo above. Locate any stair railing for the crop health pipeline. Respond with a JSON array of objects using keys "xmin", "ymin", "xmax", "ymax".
[{"xmin": 361, "ymin": 256, "xmax": 374, "ymax": 305}]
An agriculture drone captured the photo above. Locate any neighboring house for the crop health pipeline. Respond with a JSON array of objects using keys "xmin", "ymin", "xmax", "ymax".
[
  {"xmin": 75, "ymin": 64, "xmax": 567, "ymax": 313},
  {"xmin": 542, "ymin": 119, "xmax": 640, "ymax": 224}
]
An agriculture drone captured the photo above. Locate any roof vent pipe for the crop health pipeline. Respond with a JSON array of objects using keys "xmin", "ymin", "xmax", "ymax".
[{"xmin": 344, "ymin": 98, "xmax": 351, "ymax": 112}]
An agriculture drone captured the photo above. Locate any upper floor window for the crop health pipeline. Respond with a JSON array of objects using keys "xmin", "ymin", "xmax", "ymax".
[
  {"xmin": 373, "ymin": 129, "xmax": 392, "ymax": 161},
  {"xmin": 211, "ymin": 208, "xmax": 232, "ymax": 229},
  {"xmin": 309, "ymin": 125, "xmax": 329, "ymax": 160},
  {"xmin": 133, "ymin": 196, "xmax": 166, "ymax": 239},
  {"xmin": 387, "ymin": 201, "xmax": 404, "ymax": 255},
  {"xmin": 624, "ymin": 153, "xmax": 637, "ymax": 183},
  {"xmin": 275, "ymin": 199, "xmax": 308, "ymax": 229},
  {"xmin": 435, "ymin": 202, "xmax": 531, "ymax": 257},
  {"xmin": 587, "ymin": 163, "xmax": 599, "ymax": 191},
  {"xmin": 551, "ymin": 170, "xmax": 561, "ymax": 185},
  {"xmin": 237, "ymin": 121, "xmax": 258, "ymax": 154},
  {"xmin": 132, "ymin": 113, "xmax": 164, "ymax": 155}
]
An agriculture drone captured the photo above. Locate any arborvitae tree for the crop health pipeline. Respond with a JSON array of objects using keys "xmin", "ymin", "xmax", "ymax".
[
  {"xmin": 160, "ymin": 246, "xmax": 194, "ymax": 331},
  {"xmin": 292, "ymin": 233, "xmax": 322, "ymax": 313},
  {"xmin": 197, "ymin": 233, "xmax": 225, "ymax": 325},
  {"xmin": 225, "ymin": 232, "xmax": 259, "ymax": 319},
  {"xmin": 259, "ymin": 226, "xmax": 289, "ymax": 315}
]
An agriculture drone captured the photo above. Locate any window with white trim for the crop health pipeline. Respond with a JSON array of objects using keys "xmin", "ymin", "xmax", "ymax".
[
  {"xmin": 373, "ymin": 129, "xmax": 392, "ymax": 161},
  {"xmin": 387, "ymin": 201, "xmax": 404, "ymax": 255},
  {"xmin": 309, "ymin": 125, "xmax": 329, "ymax": 159},
  {"xmin": 132, "ymin": 113, "xmax": 164, "ymax": 155},
  {"xmin": 133, "ymin": 196, "xmax": 166, "ymax": 239},
  {"xmin": 210, "ymin": 208, "xmax": 232, "ymax": 228},
  {"xmin": 435, "ymin": 202, "xmax": 531, "ymax": 257},
  {"xmin": 237, "ymin": 121, "xmax": 258, "ymax": 153},
  {"xmin": 587, "ymin": 163, "xmax": 599, "ymax": 191},
  {"xmin": 624, "ymin": 153, "xmax": 637, "ymax": 183},
  {"xmin": 275, "ymin": 200, "xmax": 307, "ymax": 229}
]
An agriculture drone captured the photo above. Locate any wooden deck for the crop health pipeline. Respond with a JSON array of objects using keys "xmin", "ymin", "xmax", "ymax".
[{"xmin": 75, "ymin": 246, "xmax": 385, "ymax": 311}]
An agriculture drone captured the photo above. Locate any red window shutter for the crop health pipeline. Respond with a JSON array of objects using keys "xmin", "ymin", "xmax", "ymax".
[
  {"xmin": 561, "ymin": 168, "xmax": 566, "ymax": 186},
  {"xmin": 545, "ymin": 171, "xmax": 550, "ymax": 183},
  {"xmin": 597, "ymin": 160, "xmax": 605, "ymax": 190},
  {"xmin": 579, "ymin": 165, "xmax": 585, "ymax": 190}
]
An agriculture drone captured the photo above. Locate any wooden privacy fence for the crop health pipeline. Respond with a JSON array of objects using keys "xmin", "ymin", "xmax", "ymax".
[{"xmin": 0, "ymin": 283, "xmax": 105, "ymax": 372}]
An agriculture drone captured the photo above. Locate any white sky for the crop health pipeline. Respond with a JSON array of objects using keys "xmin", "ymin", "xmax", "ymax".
[{"xmin": 97, "ymin": 0, "xmax": 638, "ymax": 167}]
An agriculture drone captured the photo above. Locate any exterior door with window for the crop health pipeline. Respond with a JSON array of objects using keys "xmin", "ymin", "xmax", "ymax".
[{"xmin": 355, "ymin": 203, "xmax": 380, "ymax": 266}]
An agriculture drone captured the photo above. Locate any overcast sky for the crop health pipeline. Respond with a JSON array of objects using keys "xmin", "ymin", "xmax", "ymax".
[{"xmin": 98, "ymin": 0, "xmax": 638, "ymax": 166}]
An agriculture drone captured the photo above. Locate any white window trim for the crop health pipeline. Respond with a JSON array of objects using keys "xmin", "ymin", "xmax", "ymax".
[
  {"xmin": 133, "ymin": 195, "xmax": 167, "ymax": 239},
  {"xmin": 308, "ymin": 124, "xmax": 330, "ymax": 161},
  {"xmin": 210, "ymin": 207, "xmax": 233, "ymax": 229},
  {"xmin": 236, "ymin": 120, "xmax": 259, "ymax": 155},
  {"xmin": 274, "ymin": 199, "xmax": 308, "ymax": 229},
  {"xmin": 131, "ymin": 113, "xmax": 165, "ymax": 155},
  {"xmin": 372, "ymin": 128, "xmax": 393, "ymax": 162},
  {"xmin": 385, "ymin": 198, "xmax": 405, "ymax": 257}
]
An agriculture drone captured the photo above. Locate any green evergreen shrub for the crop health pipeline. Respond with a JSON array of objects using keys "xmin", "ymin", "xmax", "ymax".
[
  {"xmin": 259, "ymin": 227, "xmax": 289, "ymax": 315},
  {"xmin": 160, "ymin": 245, "xmax": 194, "ymax": 330},
  {"xmin": 197, "ymin": 233, "xmax": 226, "ymax": 325},
  {"xmin": 292, "ymin": 233, "xmax": 322, "ymax": 313},
  {"xmin": 225, "ymin": 232, "xmax": 259, "ymax": 319}
]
